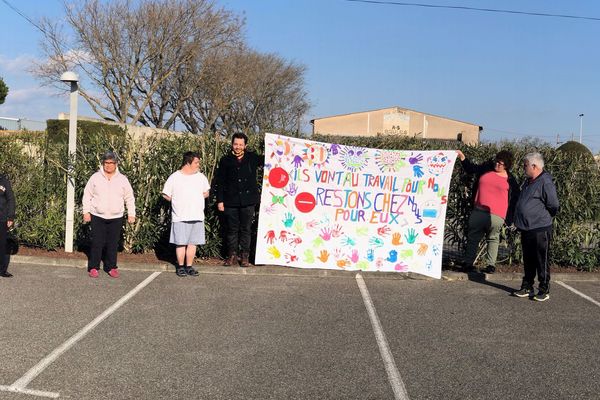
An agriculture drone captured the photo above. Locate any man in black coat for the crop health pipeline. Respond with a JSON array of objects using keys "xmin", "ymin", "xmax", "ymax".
[
  {"xmin": 216, "ymin": 133, "xmax": 263, "ymax": 267},
  {"xmin": 0, "ymin": 174, "xmax": 15, "ymax": 277}
]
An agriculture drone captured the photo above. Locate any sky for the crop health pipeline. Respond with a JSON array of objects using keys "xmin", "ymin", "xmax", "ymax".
[{"xmin": 1, "ymin": 0, "xmax": 599, "ymax": 153}]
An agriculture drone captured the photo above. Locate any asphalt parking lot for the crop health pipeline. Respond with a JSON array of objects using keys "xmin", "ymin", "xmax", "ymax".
[{"xmin": 1, "ymin": 263, "xmax": 599, "ymax": 399}]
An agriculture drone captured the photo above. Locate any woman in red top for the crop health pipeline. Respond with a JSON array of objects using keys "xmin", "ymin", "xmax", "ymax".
[{"xmin": 457, "ymin": 150, "xmax": 520, "ymax": 273}]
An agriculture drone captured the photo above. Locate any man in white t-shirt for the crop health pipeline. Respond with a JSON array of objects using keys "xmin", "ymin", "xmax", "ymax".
[{"xmin": 162, "ymin": 151, "xmax": 210, "ymax": 277}]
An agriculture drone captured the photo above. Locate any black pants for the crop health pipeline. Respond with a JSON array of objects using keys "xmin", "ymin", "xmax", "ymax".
[
  {"xmin": 0, "ymin": 220, "xmax": 7, "ymax": 274},
  {"xmin": 89, "ymin": 215, "xmax": 123, "ymax": 271},
  {"xmin": 224, "ymin": 205, "xmax": 255, "ymax": 255},
  {"xmin": 521, "ymin": 228, "xmax": 552, "ymax": 293}
]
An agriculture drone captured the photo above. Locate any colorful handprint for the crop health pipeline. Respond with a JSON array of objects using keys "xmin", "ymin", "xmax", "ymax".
[
  {"xmin": 405, "ymin": 228, "xmax": 418, "ymax": 244},
  {"xmin": 423, "ymin": 224, "xmax": 437, "ymax": 237}
]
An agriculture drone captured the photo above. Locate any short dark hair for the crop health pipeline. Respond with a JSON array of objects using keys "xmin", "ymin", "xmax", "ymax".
[
  {"xmin": 101, "ymin": 150, "xmax": 118, "ymax": 163},
  {"xmin": 231, "ymin": 132, "xmax": 248, "ymax": 145},
  {"xmin": 495, "ymin": 150, "xmax": 514, "ymax": 171},
  {"xmin": 181, "ymin": 151, "xmax": 200, "ymax": 167}
]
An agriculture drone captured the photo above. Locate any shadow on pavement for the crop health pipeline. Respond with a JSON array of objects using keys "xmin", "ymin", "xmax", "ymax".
[{"xmin": 467, "ymin": 271, "xmax": 516, "ymax": 294}]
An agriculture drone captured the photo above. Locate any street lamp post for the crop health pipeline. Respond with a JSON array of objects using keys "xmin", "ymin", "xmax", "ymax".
[
  {"xmin": 61, "ymin": 71, "xmax": 79, "ymax": 253},
  {"xmin": 579, "ymin": 113, "xmax": 584, "ymax": 144}
]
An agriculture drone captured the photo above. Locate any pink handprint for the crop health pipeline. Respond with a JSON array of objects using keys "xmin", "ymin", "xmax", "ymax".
[
  {"xmin": 320, "ymin": 227, "xmax": 332, "ymax": 241},
  {"xmin": 279, "ymin": 230, "xmax": 289, "ymax": 241},
  {"xmin": 350, "ymin": 249, "xmax": 360, "ymax": 263},
  {"xmin": 331, "ymin": 224, "xmax": 344, "ymax": 238},
  {"xmin": 306, "ymin": 219, "xmax": 319, "ymax": 229}
]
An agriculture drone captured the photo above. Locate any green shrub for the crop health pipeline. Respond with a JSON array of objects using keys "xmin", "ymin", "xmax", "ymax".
[{"xmin": 1, "ymin": 128, "xmax": 598, "ymax": 270}]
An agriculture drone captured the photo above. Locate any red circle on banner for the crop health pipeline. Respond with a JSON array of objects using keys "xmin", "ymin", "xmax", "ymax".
[
  {"xmin": 268, "ymin": 167, "xmax": 289, "ymax": 188},
  {"xmin": 295, "ymin": 192, "xmax": 316, "ymax": 213}
]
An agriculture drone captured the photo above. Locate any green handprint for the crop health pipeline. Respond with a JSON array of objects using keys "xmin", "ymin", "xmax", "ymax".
[
  {"xmin": 304, "ymin": 249, "xmax": 315, "ymax": 263},
  {"xmin": 357, "ymin": 260, "xmax": 369, "ymax": 270},
  {"xmin": 312, "ymin": 236, "xmax": 325, "ymax": 247},
  {"xmin": 283, "ymin": 212, "xmax": 295, "ymax": 228},
  {"xmin": 356, "ymin": 226, "xmax": 369, "ymax": 236},
  {"xmin": 405, "ymin": 228, "xmax": 418, "ymax": 244},
  {"xmin": 293, "ymin": 220, "xmax": 305, "ymax": 234}
]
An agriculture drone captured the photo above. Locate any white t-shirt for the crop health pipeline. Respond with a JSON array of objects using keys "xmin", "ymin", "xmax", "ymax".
[{"xmin": 162, "ymin": 171, "xmax": 211, "ymax": 222}]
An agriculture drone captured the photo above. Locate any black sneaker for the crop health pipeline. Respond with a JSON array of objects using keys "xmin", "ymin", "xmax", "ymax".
[
  {"xmin": 185, "ymin": 267, "xmax": 199, "ymax": 276},
  {"xmin": 533, "ymin": 291, "xmax": 550, "ymax": 302},
  {"xmin": 176, "ymin": 267, "xmax": 187, "ymax": 277},
  {"xmin": 512, "ymin": 288, "xmax": 533, "ymax": 298},
  {"xmin": 483, "ymin": 265, "xmax": 496, "ymax": 274}
]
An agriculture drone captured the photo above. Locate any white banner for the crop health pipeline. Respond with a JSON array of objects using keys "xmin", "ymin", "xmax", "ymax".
[{"xmin": 256, "ymin": 133, "xmax": 457, "ymax": 278}]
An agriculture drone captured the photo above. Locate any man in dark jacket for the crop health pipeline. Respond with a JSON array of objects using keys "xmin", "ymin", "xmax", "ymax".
[
  {"xmin": 0, "ymin": 174, "xmax": 16, "ymax": 277},
  {"xmin": 512, "ymin": 152, "xmax": 559, "ymax": 302},
  {"xmin": 216, "ymin": 133, "xmax": 263, "ymax": 267}
]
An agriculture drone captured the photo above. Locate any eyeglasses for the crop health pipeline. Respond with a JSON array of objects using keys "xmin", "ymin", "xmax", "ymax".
[
  {"xmin": 103, "ymin": 161, "xmax": 116, "ymax": 165},
  {"xmin": 495, "ymin": 160, "xmax": 505, "ymax": 167}
]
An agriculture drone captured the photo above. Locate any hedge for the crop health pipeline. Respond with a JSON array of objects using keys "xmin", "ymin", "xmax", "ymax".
[{"xmin": 0, "ymin": 126, "xmax": 598, "ymax": 270}]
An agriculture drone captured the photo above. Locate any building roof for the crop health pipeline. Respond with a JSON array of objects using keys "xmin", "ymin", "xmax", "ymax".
[{"xmin": 310, "ymin": 106, "xmax": 482, "ymax": 130}]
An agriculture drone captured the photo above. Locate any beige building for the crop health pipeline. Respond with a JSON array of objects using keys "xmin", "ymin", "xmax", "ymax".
[{"xmin": 311, "ymin": 106, "xmax": 482, "ymax": 145}]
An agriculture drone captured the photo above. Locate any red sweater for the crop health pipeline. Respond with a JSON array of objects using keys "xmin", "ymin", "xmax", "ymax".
[{"xmin": 474, "ymin": 171, "xmax": 509, "ymax": 219}]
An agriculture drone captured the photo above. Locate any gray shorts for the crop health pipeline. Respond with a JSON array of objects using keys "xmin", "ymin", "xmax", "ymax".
[{"xmin": 170, "ymin": 221, "xmax": 205, "ymax": 245}]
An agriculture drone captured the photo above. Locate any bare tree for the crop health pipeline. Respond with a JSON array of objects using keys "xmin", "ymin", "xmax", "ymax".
[
  {"xmin": 33, "ymin": 0, "xmax": 242, "ymax": 128},
  {"xmin": 178, "ymin": 47, "xmax": 310, "ymax": 136}
]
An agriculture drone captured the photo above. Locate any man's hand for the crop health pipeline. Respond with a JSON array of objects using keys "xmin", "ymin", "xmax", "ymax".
[
  {"xmin": 7, "ymin": 220, "xmax": 13, "ymax": 228},
  {"xmin": 127, "ymin": 216, "xmax": 136, "ymax": 224},
  {"xmin": 83, "ymin": 213, "xmax": 91, "ymax": 223},
  {"xmin": 456, "ymin": 150, "xmax": 465, "ymax": 161},
  {"xmin": 217, "ymin": 202, "xmax": 224, "ymax": 212}
]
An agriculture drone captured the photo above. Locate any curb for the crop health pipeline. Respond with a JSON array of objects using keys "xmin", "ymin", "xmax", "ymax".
[{"xmin": 10, "ymin": 255, "xmax": 600, "ymax": 281}]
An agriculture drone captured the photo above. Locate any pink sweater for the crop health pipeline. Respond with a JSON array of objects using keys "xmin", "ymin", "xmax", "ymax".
[
  {"xmin": 82, "ymin": 168, "xmax": 136, "ymax": 219},
  {"xmin": 474, "ymin": 171, "xmax": 509, "ymax": 219}
]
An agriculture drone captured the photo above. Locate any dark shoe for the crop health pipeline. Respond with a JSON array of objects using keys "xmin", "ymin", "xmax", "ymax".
[
  {"xmin": 176, "ymin": 267, "xmax": 187, "ymax": 277},
  {"xmin": 483, "ymin": 265, "xmax": 496, "ymax": 274},
  {"xmin": 223, "ymin": 254, "xmax": 238, "ymax": 267},
  {"xmin": 240, "ymin": 253, "xmax": 250, "ymax": 268},
  {"xmin": 533, "ymin": 291, "xmax": 550, "ymax": 302},
  {"xmin": 0, "ymin": 272, "xmax": 13, "ymax": 278},
  {"xmin": 512, "ymin": 288, "xmax": 533, "ymax": 298},
  {"xmin": 185, "ymin": 267, "xmax": 199, "ymax": 276}
]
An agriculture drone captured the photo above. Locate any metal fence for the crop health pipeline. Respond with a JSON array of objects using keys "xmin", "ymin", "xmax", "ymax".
[{"xmin": 0, "ymin": 117, "xmax": 46, "ymax": 132}]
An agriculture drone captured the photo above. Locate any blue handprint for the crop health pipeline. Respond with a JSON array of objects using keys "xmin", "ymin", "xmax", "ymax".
[
  {"xmin": 369, "ymin": 237, "xmax": 384, "ymax": 248},
  {"xmin": 413, "ymin": 165, "xmax": 424, "ymax": 178},
  {"xmin": 387, "ymin": 250, "xmax": 398, "ymax": 262},
  {"xmin": 405, "ymin": 228, "xmax": 418, "ymax": 244},
  {"xmin": 367, "ymin": 249, "xmax": 375, "ymax": 262},
  {"xmin": 342, "ymin": 236, "xmax": 356, "ymax": 247},
  {"xmin": 330, "ymin": 143, "xmax": 341, "ymax": 155},
  {"xmin": 292, "ymin": 155, "xmax": 304, "ymax": 168},
  {"xmin": 283, "ymin": 212, "xmax": 295, "ymax": 228}
]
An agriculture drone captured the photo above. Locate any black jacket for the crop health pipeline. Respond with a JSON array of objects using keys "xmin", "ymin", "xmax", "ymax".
[
  {"xmin": 513, "ymin": 171, "xmax": 559, "ymax": 231},
  {"xmin": 460, "ymin": 158, "xmax": 520, "ymax": 225},
  {"xmin": 215, "ymin": 151, "xmax": 263, "ymax": 207},
  {"xmin": 0, "ymin": 175, "xmax": 16, "ymax": 222}
]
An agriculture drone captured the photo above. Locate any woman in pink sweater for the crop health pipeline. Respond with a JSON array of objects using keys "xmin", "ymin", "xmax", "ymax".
[{"xmin": 82, "ymin": 151, "xmax": 136, "ymax": 278}]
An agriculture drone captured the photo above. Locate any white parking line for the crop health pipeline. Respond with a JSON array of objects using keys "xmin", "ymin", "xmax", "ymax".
[
  {"xmin": 556, "ymin": 281, "xmax": 600, "ymax": 308},
  {"xmin": 1, "ymin": 271, "xmax": 162, "ymax": 398},
  {"xmin": 356, "ymin": 274, "xmax": 410, "ymax": 400}
]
